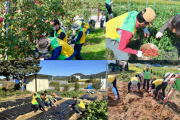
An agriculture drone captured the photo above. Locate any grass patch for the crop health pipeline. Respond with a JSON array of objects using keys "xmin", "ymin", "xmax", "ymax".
[
  {"xmin": 81, "ymin": 28, "xmax": 105, "ymax": 60},
  {"xmin": 105, "ymin": 49, "xmax": 117, "ymax": 60},
  {"xmin": 59, "ymin": 91, "xmax": 85, "ymax": 98},
  {"xmin": 45, "ymin": 89, "xmax": 57, "ymax": 94}
]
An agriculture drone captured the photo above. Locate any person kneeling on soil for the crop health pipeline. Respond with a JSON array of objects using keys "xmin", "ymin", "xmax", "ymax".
[
  {"xmin": 31, "ymin": 93, "xmax": 48, "ymax": 113},
  {"xmin": 135, "ymin": 72, "xmax": 143, "ymax": 84},
  {"xmin": 106, "ymin": 8, "xmax": 156, "ymax": 60},
  {"xmin": 68, "ymin": 96, "xmax": 85, "ymax": 115},
  {"xmin": 69, "ymin": 23, "xmax": 85, "ymax": 60},
  {"xmin": 36, "ymin": 37, "xmax": 76, "ymax": 60},
  {"xmin": 156, "ymin": 14, "xmax": 180, "ymax": 39},
  {"xmin": 108, "ymin": 75, "xmax": 120, "ymax": 100},
  {"xmin": 127, "ymin": 77, "xmax": 140, "ymax": 93},
  {"xmin": 45, "ymin": 93, "xmax": 58, "ymax": 108},
  {"xmin": 150, "ymin": 72, "xmax": 174, "ymax": 100},
  {"xmin": 164, "ymin": 73, "xmax": 180, "ymax": 103}
]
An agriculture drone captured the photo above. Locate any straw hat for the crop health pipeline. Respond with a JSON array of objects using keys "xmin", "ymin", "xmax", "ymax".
[{"xmin": 142, "ymin": 8, "xmax": 156, "ymax": 27}]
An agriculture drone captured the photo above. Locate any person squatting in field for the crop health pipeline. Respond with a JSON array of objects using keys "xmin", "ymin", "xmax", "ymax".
[
  {"xmin": 36, "ymin": 37, "xmax": 76, "ymax": 60},
  {"xmin": 156, "ymin": 14, "xmax": 180, "ymax": 38},
  {"xmin": 106, "ymin": 8, "xmax": 156, "ymax": 60},
  {"xmin": 164, "ymin": 72, "xmax": 180, "ymax": 103},
  {"xmin": 31, "ymin": 93, "xmax": 48, "ymax": 113},
  {"xmin": 141, "ymin": 64, "xmax": 153, "ymax": 90},
  {"xmin": 108, "ymin": 75, "xmax": 120, "ymax": 100},
  {"xmin": 150, "ymin": 72, "xmax": 173, "ymax": 100},
  {"xmin": 127, "ymin": 77, "xmax": 140, "ymax": 93},
  {"xmin": 68, "ymin": 96, "xmax": 86, "ymax": 115},
  {"xmin": 44, "ymin": 93, "xmax": 59, "ymax": 108}
]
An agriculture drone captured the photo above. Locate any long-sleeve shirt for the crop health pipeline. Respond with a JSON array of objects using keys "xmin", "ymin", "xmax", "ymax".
[
  {"xmin": 36, "ymin": 97, "xmax": 45, "ymax": 109},
  {"xmin": 44, "ymin": 46, "xmax": 62, "ymax": 60},
  {"xmin": 117, "ymin": 18, "xmax": 140, "ymax": 54},
  {"xmin": 72, "ymin": 100, "xmax": 80, "ymax": 106},
  {"xmin": 72, "ymin": 31, "xmax": 83, "ymax": 44},
  {"xmin": 159, "ymin": 17, "xmax": 173, "ymax": 33}
]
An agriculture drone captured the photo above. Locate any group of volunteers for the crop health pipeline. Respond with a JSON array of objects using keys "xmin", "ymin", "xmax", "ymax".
[
  {"xmin": 35, "ymin": 18, "xmax": 96, "ymax": 60},
  {"xmin": 106, "ymin": 4, "xmax": 180, "ymax": 60},
  {"xmin": 31, "ymin": 91, "xmax": 85, "ymax": 115},
  {"xmin": 108, "ymin": 64, "xmax": 180, "ymax": 103}
]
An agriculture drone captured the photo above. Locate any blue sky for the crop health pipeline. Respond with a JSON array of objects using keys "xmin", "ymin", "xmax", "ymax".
[
  {"xmin": 39, "ymin": 60, "xmax": 107, "ymax": 76},
  {"xmin": 0, "ymin": 60, "xmax": 107, "ymax": 79}
]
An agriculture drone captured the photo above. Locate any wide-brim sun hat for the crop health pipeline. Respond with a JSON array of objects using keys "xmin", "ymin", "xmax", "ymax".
[
  {"xmin": 71, "ymin": 23, "xmax": 81, "ymax": 31},
  {"xmin": 131, "ymin": 81, "xmax": 138, "ymax": 91},
  {"xmin": 146, "ymin": 64, "xmax": 150, "ymax": 68},
  {"xmin": 36, "ymin": 37, "xmax": 51, "ymax": 52},
  {"xmin": 164, "ymin": 72, "xmax": 174, "ymax": 82}
]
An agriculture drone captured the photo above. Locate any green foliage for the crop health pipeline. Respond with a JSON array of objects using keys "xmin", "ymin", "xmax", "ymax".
[
  {"xmin": 82, "ymin": 100, "xmax": 108, "ymax": 120},
  {"xmin": 117, "ymin": 71, "xmax": 131, "ymax": 82},
  {"xmin": 45, "ymin": 89, "xmax": 57, "ymax": 94},
  {"xmin": 49, "ymin": 82, "xmax": 60, "ymax": 87},
  {"xmin": 74, "ymin": 82, "xmax": 80, "ymax": 91},
  {"xmin": 55, "ymin": 87, "xmax": 60, "ymax": 91},
  {"xmin": 0, "ymin": 89, "xmax": 31, "ymax": 98},
  {"xmin": 60, "ymin": 91, "xmax": 84, "ymax": 98},
  {"xmin": 92, "ymin": 80, "xmax": 102, "ymax": 92},
  {"xmin": 0, "ymin": 89, "xmax": 6, "ymax": 98},
  {"xmin": 63, "ymin": 84, "xmax": 70, "ymax": 91}
]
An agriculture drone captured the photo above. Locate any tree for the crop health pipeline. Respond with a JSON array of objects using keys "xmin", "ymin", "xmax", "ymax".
[
  {"xmin": 89, "ymin": 75, "xmax": 93, "ymax": 83},
  {"xmin": 92, "ymin": 80, "xmax": 102, "ymax": 93}
]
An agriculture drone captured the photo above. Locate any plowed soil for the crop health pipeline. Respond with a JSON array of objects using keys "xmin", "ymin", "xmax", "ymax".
[{"xmin": 108, "ymin": 81, "xmax": 180, "ymax": 120}]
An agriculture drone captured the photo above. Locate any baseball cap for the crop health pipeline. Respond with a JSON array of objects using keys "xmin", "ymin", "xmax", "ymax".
[{"xmin": 142, "ymin": 8, "xmax": 156, "ymax": 27}]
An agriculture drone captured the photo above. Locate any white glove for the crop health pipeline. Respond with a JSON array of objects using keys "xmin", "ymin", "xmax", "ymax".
[
  {"xmin": 155, "ymin": 32, "xmax": 163, "ymax": 38},
  {"xmin": 42, "ymin": 33, "xmax": 46, "ymax": 37},
  {"xmin": 110, "ymin": 14, "xmax": 113, "ymax": 19},
  {"xmin": 170, "ymin": 78, "xmax": 176, "ymax": 84},
  {"xmin": 136, "ymin": 51, "xmax": 143, "ymax": 58},
  {"xmin": 35, "ymin": 52, "xmax": 39, "ymax": 57},
  {"xmin": 115, "ymin": 95, "xmax": 118, "ymax": 100},
  {"xmin": 143, "ymin": 28, "xmax": 150, "ymax": 37}
]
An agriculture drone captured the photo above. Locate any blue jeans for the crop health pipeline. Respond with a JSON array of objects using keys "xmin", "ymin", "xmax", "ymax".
[
  {"xmin": 45, "ymin": 100, "xmax": 56, "ymax": 108},
  {"xmin": 70, "ymin": 106, "xmax": 77, "ymax": 112},
  {"xmin": 74, "ymin": 44, "xmax": 84, "ymax": 60}
]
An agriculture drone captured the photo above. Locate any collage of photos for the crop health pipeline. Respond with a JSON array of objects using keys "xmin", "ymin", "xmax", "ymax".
[{"xmin": 0, "ymin": 0, "xmax": 180, "ymax": 120}]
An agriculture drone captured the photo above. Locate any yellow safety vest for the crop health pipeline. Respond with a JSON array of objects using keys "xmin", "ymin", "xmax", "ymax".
[
  {"xmin": 108, "ymin": 75, "xmax": 115, "ymax": 83},
  {"xmin": 54, "ymin": 29, "xmax": 67, "ymax": 43},
  {"xmin": 131, "ymin": 77, "xmax": 138, "ymax": 82},
  {"xmin": 153, "ymin": 79, "xmax": 164, "ymax": 88},
  {"xmin": 31, "ymin": 94, "xmax": 41, "ymax": 105},
  {"xmin": 77, "ymin": 99, "xmax": 85, "ymax": 108}
]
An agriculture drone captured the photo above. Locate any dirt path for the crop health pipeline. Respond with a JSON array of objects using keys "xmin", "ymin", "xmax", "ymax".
[{"xmin": 108, "ymin": 81, "xmax": 180, "ymax": 120}]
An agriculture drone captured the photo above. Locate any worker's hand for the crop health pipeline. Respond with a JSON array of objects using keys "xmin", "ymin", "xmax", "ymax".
[
  {"xmin": 164, "ymin": 97, "xmax": 168, "ymax": 103},
  {"xmin": 68, "ymin": 40, "xmax": 72, "ymax": 45},
  {"xmin": 143, "ymin": 27, "xmax": 150, "ymax": 37},
  {"xmin": 110, "ymin": 14, "xmax": 113, "ymax": 19},
  {"xmin": 70, "ymin": 108, "xmax": 73, "ymax": 111},
  {"xmin": 68, "ymin": 105, "xmax": 71, "ymax": 108},
  {"xmin": 155, "ymin": 32, "xmax": 163, "ymax": 38},
  {"xmin": 44, "ymin": 108, "xmax": 48, "ymax": 111},
  {"xmin": 170, "ymin": 78, "xmax": 176, "ymax": 85},
  {"xmin": 41, "ymin": 33, "xmax": 46, "ymax": 37},
  {"xmin": 115, "ymin": 95, "xmax": 118, "ymax": 100},
  {"xmin": 136, "ymin": 51, "xmax": 143, "ymax": 58},
  {"xmin": 54, "ymin": 105, "xmax": 57, "ymax": 107},
  {"xmin": 35, "ymin": 52, "xmax": 39, "ymax": 57}
]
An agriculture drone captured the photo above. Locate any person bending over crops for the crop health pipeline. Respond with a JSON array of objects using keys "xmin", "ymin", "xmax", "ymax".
[
  {"xmin": 108, "ymin": 75, "xmax": 120, "ymax": 100},
  {"xmin": 135, "ymin": 72, "xmax": 143, "ymax": 84},
  {"xmin": 127, "ymin": 77, "xmax": 140, "ymax": 93},
  {"xmin": 164, "ymin": 73, "xmax": 180, "ymax": 103},
  {"xmin": 150, "ymin": 72, "xmax": 173, "ymax": 100},
  {"xmin": 41, "ymin": 91, "xmax": 47, "ymax": 104},
  {"xmin": 142, "ymin": 64, "xmax": 153, "ymax": 90},
  {"xmin": 149, "ymin": 78, "xmax": 161, "ymax": 98},
  {"xmin": 69, "ymin": 23, "xmax": 85, "ymax": 60},
  {"xmin": 105, "ymin": 0, "xmax": 113, "ymax": 22},
  {"xmin": 156, "ymin": 14, "xmax": 180, "ymax": 38},
  {"xmin": 42, "ymin": 20, "xmax": 68, "ymax": 43},
  {"xmin": 36, "ymin": 37, "xmax": 76, "ymax": 60},
  {"xmin": 68, "ymin": 96, "xmax": 85, "ymax": 115},
  {"xmin": 106, "ymin": 8, "xmax": 156, "ymax": 60},
  {"xmin": 31, "ymin": 93, "xmax": 48, "ymax": 113},
  {"xmin": 45, "ymin": 93, "xmax": 58, "ymax": 108}
]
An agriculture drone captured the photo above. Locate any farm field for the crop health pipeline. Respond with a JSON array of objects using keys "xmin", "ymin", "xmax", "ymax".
[
  {"xmin": 108, "ymin": 62, "xmax": 180, "ymax": 120},
  {"xmin": 106, "ymin": 0, "xmax": 180, "ymax": 60}
]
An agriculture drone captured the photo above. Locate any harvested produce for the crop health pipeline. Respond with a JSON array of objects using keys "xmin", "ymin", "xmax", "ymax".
[{"xmin": 141, "ymin": 47, "xmax": 159, "ymax": 58}]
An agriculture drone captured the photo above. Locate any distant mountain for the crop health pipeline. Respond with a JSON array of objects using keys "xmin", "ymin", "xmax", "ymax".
[{"xmin": 49, "ymin": 71, "xmax": 106, "ymax": 80}]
